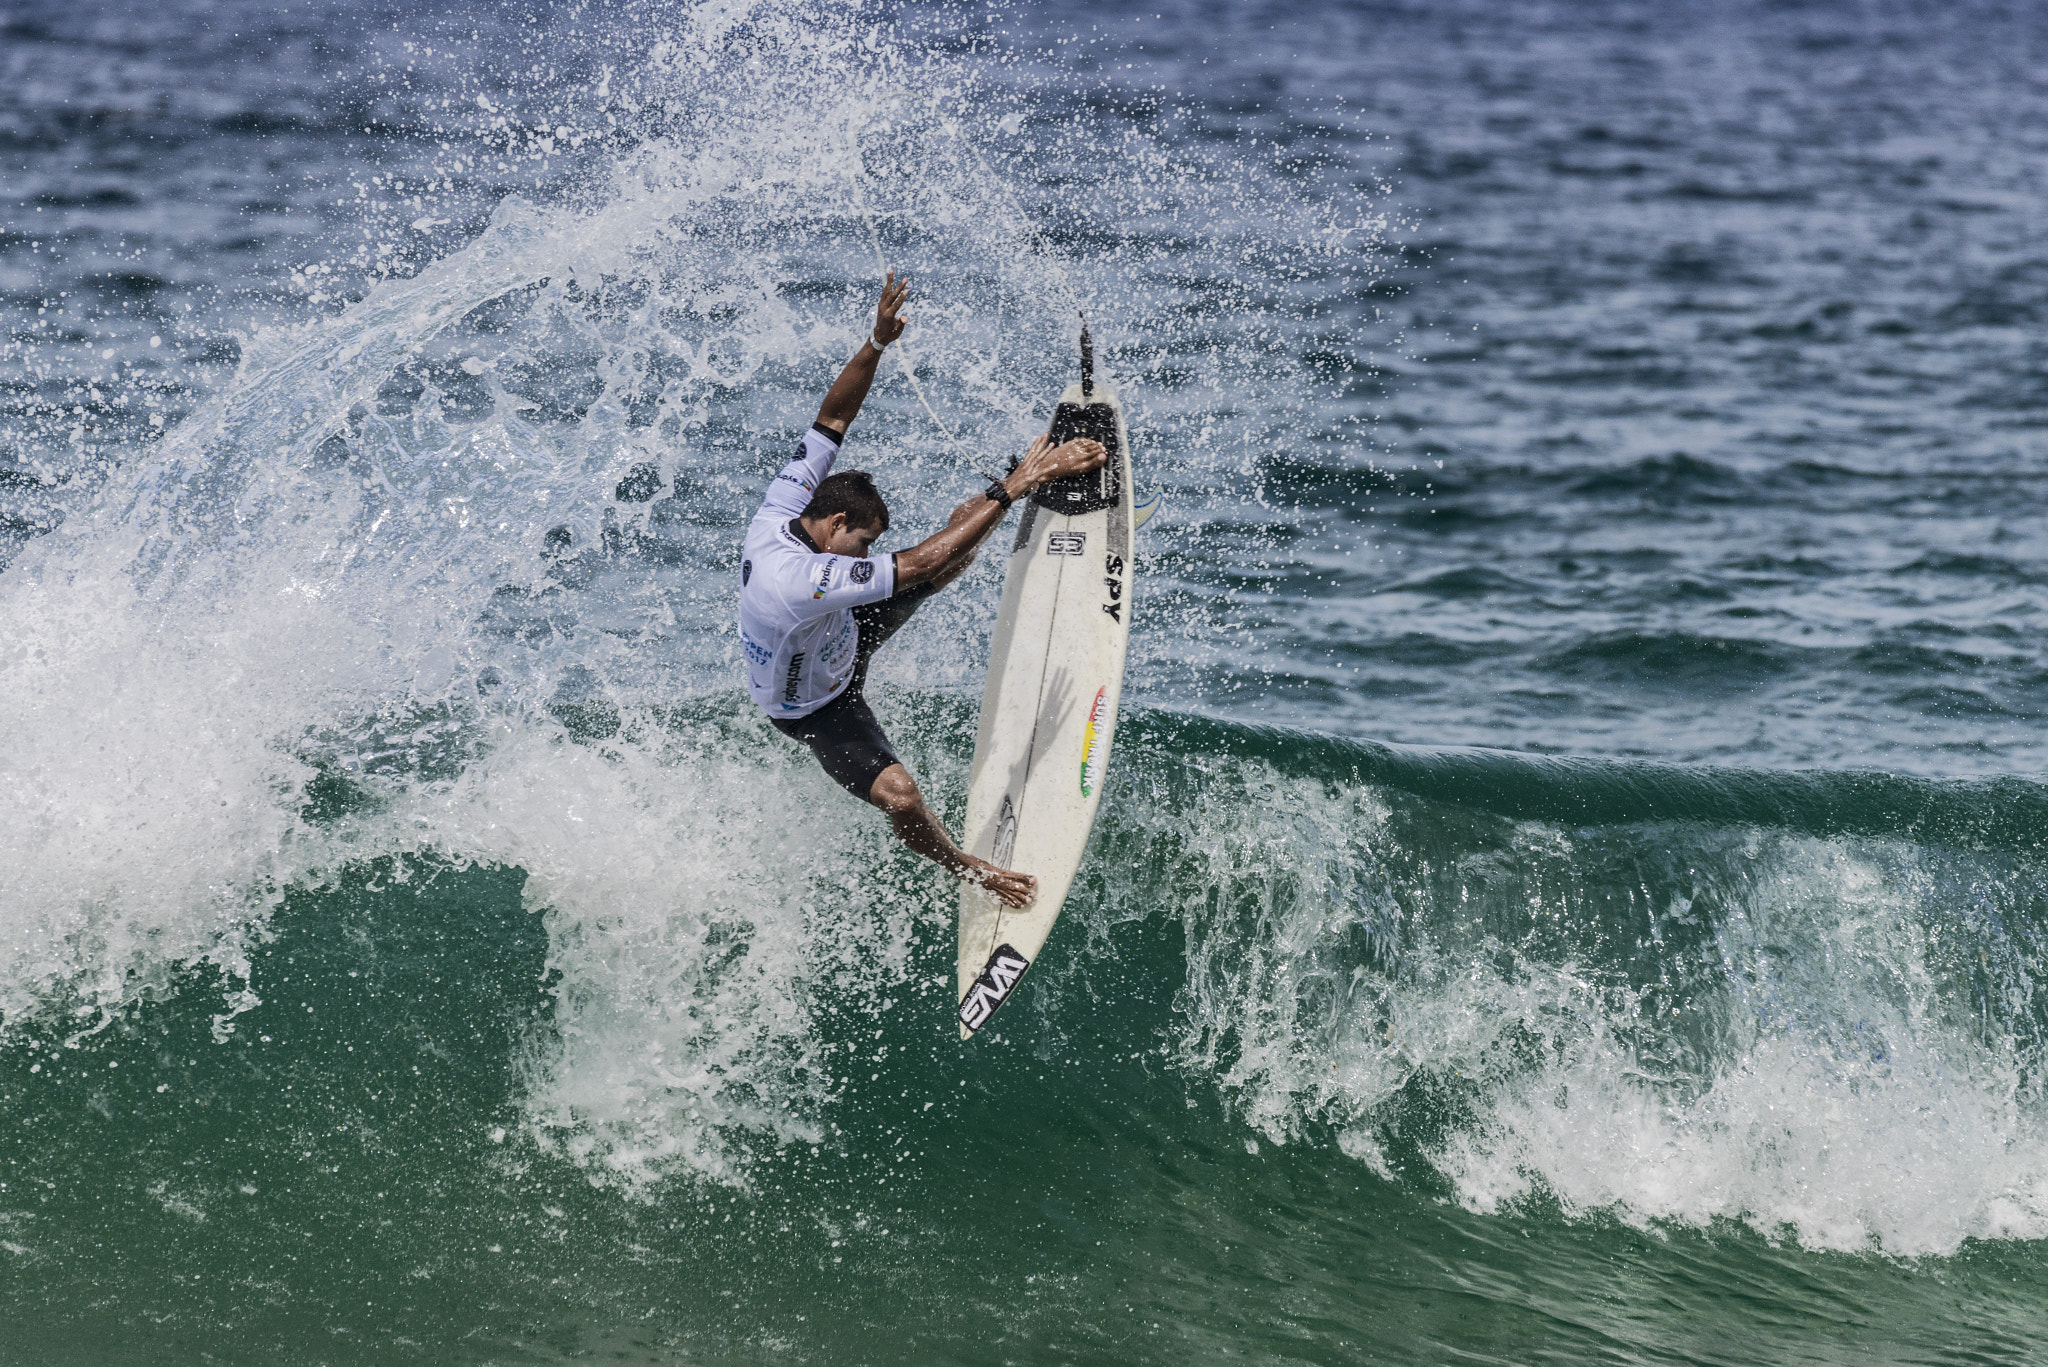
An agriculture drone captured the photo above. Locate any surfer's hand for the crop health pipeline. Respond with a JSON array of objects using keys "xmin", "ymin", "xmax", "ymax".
[
  {"xmin": 964, "ymin": 859, "xmax": 1038, "ymax": 909},
  {"xmin": 1013, "ymin": 434, "xmax": 1107, "ymax": 493},
  {"xmin": 873, "ymin": 269, "xmax": 909, "ymax": 347}
]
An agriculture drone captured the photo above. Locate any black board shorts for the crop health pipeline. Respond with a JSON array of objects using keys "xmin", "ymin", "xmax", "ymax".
[{"xmin": 770, "ymin": 582, "xmax": 935, "ymax": 799}]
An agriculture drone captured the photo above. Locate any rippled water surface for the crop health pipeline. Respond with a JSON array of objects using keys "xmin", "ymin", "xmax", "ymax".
[{"xmin": 8, "ymin": 1, "xmax": 2048, "ymax": 1362}]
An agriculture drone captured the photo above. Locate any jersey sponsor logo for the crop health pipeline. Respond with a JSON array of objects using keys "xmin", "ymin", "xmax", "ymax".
[
  {"xmin": 742, "ymin": 558, "xmax": 752, "ymax": 586},
  {"xmin": 812, "ymin": 556, "xmax": 837, "ymax": 599},
  {"xmin": 776, "ymin": 470, "xmax": 815, "ymax": 493},
  {"xmin": 1046, "ymin": 531, "xmax": 1086, "ymax": 556},
  {"xmin": 783, "ymin": 650, "xmax": 807, "ymax": 704},
  {"xmin": 850, "ymin": 559, "xmax": 874, "ymax": 585},
  {"xmin": 1079, "ymin": 685, "xmax": 1109, "ymax": 796},
  {"xmin": 958, "ymin": 943, "xmax": 1030, "ymax": 1033}
]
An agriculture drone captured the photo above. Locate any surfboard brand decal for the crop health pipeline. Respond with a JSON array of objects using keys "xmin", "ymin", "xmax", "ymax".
[
  {"xmin": 1079, "ymin": 686, "xmax": 1109, "ymax": 796},
  {"xmin": 1103, "ymin": 552, "xmax": 1125, "ymax": 622},
  {"xmin": 992, "ymin": 794, "xmax": 1018, "ymax": 868},
  {"xmin": 1046, "ymin": 532, "xmax": 1086, "ymax": 555},
  {"xmin": 959, "ymin": 944, "xmax": 1031, "ymax": 1033}
]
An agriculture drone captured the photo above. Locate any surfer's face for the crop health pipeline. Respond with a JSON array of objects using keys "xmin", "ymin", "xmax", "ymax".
[{"xmin": 813, "ymin": 512, "xmax": 884, "ymax": 558}]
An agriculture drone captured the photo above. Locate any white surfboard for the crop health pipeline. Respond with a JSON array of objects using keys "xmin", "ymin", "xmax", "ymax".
[{"xmin": 955, "ymin": 340, "xmax": 1134, "ymax": 1037}]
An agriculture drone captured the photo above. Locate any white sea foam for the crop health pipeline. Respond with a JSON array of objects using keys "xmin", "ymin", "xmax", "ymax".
[
  {"xmin": 1143, "ymin": 761, "xmax": 2048, "ymax": 1257},
  {"xmin": 1442, "ymin": 1021, "xmax": 2048, "ymax": 1255},
  {"xmin": 0, "ymin": 562, "xmax": 306, "ymax": 1028},
  {"xmin": 1433, "ymin": 838, "xmax": 2048, "ymax": 1255},
  {"xmin": 351, "ymin": 721, "xmax": 878, "ymax": 1184}
]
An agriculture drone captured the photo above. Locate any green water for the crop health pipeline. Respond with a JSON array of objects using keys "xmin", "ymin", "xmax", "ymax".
[{"xmin": 8, "ymin": 704, "xmax": 2048, "ymax": 1364}]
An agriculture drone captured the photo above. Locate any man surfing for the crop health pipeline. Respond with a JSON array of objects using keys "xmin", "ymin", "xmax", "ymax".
[{"xmin": 739, "ymin": 272, "xmax": 1107, "ymax": 907}]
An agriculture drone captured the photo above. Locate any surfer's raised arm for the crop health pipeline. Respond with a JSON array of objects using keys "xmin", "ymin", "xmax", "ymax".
[
  {"xmin": 893, "ymin": 433, "xmax": 1107, "ymax": 589},
  {"xmin": 814, "ymin": 270, "xmax": 910, "ymax": 435}
]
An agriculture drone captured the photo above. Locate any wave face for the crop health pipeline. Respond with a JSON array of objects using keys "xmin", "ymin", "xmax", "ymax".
[
  {"xmin": 1132, "ymin": 720, "xmax": 2048, "ymax": 1254},
  {"xmin": 9, "ymin": 0, "xmax": 2048, "ymax": 1361},
  {"xmin": 11, "ymin": 711, "xmax": 2048, "ymax": 1362}
]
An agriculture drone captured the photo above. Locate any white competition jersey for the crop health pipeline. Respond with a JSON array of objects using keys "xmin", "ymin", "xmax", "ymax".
[{"xmin": 738, "ymin": 423, "xmax": 899, "ymax": 718}]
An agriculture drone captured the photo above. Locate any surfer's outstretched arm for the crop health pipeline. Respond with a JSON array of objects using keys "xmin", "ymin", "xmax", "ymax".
[
  {"xmin": 895, "ymin": 434, "xmax": 1106, "ymax": 589},
  {"xmin": 815, "ymin": 271, "xmax": 909, "ymax": 435}
]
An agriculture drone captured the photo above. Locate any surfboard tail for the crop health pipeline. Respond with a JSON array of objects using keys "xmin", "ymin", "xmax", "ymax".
[{"xmin": 958, "ymin": 942, "xmax": 1032, "ymax": 1037}]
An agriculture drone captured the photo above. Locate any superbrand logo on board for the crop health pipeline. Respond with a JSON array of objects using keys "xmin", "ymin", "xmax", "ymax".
[
  {"xmin": 1079, "ymin": 686, "xmax": 1109, "ymax": 796},
  {"xmin": 958, "ymin": 944, "xmax": 1030, "ymax": 1033}
]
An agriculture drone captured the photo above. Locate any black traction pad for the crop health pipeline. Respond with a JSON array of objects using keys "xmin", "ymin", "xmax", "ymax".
[{"xmin": 1034, "ymin": 401, "xmax": 1122, "ymax": 515}]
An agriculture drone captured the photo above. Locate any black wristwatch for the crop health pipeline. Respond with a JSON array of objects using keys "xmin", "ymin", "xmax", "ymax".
[{"xmin": 985, "ymin": 479, "xmax": 1014, "ymax": 510}]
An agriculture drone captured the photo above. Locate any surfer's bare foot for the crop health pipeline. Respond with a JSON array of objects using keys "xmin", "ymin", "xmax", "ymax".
[
  {"xmin": 867, "ymin": 764, "xmax": 1035, "ymax": 905},
  {"xmin": 961, "ymin": 858, "xmax": 1038, "ymax": 909}
]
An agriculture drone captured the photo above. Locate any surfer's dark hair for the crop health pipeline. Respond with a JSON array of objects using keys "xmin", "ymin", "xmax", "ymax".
[{"xmin": 803, "ymin": 470, "xmax": 890, "ymax": 532}]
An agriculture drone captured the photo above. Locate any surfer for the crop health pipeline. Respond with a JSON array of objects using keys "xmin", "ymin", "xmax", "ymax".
[{"xmin": 739, "ymin": 272, "xmax": 1108, "ymax": 908}]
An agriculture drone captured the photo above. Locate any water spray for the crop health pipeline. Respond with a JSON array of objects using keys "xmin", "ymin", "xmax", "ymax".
[{"xmin": 848, "ymin": 93, "xmax": 1099, "ymax": 488}]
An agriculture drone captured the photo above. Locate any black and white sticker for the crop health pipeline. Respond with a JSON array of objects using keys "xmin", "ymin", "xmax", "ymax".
[
  {"xmin": 958, "ymin": 943, "xmax": 1031, "ymax": 1033},
  {"xmin": 1046, "ymin": 531, "xmax": 1086, "ymax": 556}
]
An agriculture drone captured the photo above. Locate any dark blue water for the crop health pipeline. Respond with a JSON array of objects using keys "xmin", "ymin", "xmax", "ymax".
[{"xmin": 8, "ymin": 0, "xmax": 2048, "ymax": 1361}]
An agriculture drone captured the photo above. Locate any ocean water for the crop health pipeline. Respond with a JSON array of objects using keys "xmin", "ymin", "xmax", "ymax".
[{"xmin": 7, "ymin": 0, "xmax": 2048, "ymax": 1361}]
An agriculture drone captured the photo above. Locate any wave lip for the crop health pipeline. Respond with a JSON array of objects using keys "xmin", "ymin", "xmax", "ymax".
[{"xmin": 1133, "ymin": 712, "xmax": 2048, "ymax": 851}]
